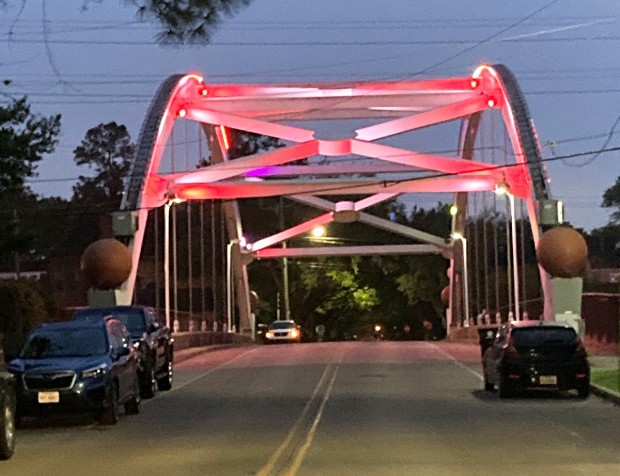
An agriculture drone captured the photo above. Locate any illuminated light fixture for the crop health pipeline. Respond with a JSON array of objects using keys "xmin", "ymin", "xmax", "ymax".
[
  {"xmin": 374, "ymin": 325, "xmax": 381, "ymax": 332},
  {"xmin": 178, "ymin": 108, "xmax": 187, "ymax": 118},
  {"xmin": 487, "ymin": 97, "xmax": 496, "ymax": 108},
  {"xmin": 200, "ymin": 87, "xmax": 208, "ymax": 96},
  {"xmin": 311, "ymin": 225, "xmax": 326, "ymax": 238},
  {"xmin": 470, "ymin": 79, "xmax": 479, "ymax": 89},
  {"xmin": 178, "ymin": 186, "xmax": 210, "ymax": 200},
  {"xmin": 219, "ymin": 125, "xmax": 230, "ymax": 150},
  {"xmin": 449, "ymin": 204, "xmax": 458, "ymax": 216}
]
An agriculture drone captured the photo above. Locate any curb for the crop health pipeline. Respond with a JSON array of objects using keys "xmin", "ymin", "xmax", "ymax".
[{"xmin": 591, "ymin": 383, "xmax": 620, "ymax": 405}]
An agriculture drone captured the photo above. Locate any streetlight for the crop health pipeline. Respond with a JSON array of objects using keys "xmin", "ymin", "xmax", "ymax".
[
  {"xmin": 495, "ymin": 185, "xmax": 520, "ymax": 321},
  {"xmin": 226, "ymin": 236, "xmax": 250, "ymax": 333},
  {"xmin": 451, "ymin": 232, "xmax": 470, "ymax": 328},
  {"xmin": 311, "ymin": 225, "xmax": 326, "ymax": 238},
  {"xmin": 164, "ymin": 196, "xmax": 184, "ymax": 330}
]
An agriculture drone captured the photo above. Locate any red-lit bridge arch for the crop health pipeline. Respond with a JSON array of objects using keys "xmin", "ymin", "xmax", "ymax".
[{"xmin": 117, "ymin": 64, "xmax": 555, "ymax": 334}]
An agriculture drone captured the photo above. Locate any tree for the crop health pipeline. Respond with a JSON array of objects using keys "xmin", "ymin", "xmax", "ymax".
[
  {"xmin": 125, "ymin": 0, "xmax": 254, "ymax": 44},
  {"xmin": 0, "ymin": 98, "xmax": 61, "ymax": 267},
  {"xmin": 0, "ymin": 98, "xmax": 61, "ymax": 193},
  {"xmin": 2, "ymin": 1, "xmax": 253, "ymax": 45},
  {"xmin": 602, "ymin": 176, "xmax": 620, "ymax": 224},
  {"xmin": 72, "ymin": 122, "xmax": 135, "ymax": 209}
]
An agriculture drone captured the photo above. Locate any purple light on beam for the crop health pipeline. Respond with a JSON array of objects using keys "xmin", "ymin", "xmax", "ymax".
[{"xmin": 244, "ymin": 167, "xmax": 278, "ymax": 177}]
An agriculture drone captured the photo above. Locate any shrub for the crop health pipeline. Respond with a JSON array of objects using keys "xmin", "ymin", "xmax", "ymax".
[{"xmin": 0, "ymin": 280, "xmax": 48, "ymax": 360}]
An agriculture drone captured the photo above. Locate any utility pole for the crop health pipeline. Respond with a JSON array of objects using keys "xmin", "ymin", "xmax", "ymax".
[{"xmin": 279, "ymin": 197, "xmax": 290, "ymax": 320}]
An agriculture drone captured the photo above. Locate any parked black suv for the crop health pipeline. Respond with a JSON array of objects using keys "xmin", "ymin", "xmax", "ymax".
[
  {"xmin": 7, "ymin": 317, "xmax": 141, "ymax": 425},
  {"xmin": 0, "ymin": 369, "xmax": 16, "ymax": 459},
  {"xmin": 72, "ymin": 306, "xmax": 173, "ymax": 398},
  {"xmin": 482, "ymin": 320, "xmax": 590, "ymax": 399}
]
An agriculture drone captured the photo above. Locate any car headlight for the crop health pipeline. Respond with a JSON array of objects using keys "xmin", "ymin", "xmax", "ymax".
[
  {"xmin": 265, "ymin": 332, "xmax": 273, "ymax": 339},
  {"xmin": 291, "ymin": 329, "xmax": 299, "ymax": 338},
  {"xmin": 81, "ymin": 365, "xmax": 108, "ymax": 380}
]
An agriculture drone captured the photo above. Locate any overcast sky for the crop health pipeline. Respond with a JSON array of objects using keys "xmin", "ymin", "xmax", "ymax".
[{"xmin": 1, "ymin": 0, "xmax": 619, "ymax": 232}]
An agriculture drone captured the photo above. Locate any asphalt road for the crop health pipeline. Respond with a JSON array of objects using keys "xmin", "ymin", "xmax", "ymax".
[{"xmin": 3, "ymin": 341, "xmax": 620, "ymax": 475}]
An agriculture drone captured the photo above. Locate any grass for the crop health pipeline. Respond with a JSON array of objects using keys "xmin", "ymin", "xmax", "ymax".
[{"xmin": 591, "ymin": 369, "xmax": 620, "ymax": 393}]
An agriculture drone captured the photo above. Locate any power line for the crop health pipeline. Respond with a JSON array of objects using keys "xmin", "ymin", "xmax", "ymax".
[{"xmin": 8, "ymin": 35, "xmax": 620, "ymax": 46}]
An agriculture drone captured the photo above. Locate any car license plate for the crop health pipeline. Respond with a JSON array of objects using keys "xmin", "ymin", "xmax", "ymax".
[
  {"xmin": 38, "ymin": 391, "xmax": 60, "ymax": 404},
  {"xmin": 539, "ymin": 375, "xmax": 557, "ymax": 385}
]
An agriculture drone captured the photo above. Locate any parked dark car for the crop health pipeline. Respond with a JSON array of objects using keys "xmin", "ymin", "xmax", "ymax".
[
  {"xmin": 7, "ymin": 318, "xmax": 141, "ymax": 425},
  {"xmin": 72, "ymin": 306, "xmax": 173, "ymax": 398},
  {"xmin": 482, "ymin": 320, "xmax": 590, "ymax": 399},
  {"xmin": 256, "ymin": 323, "xmax": 269, "ymax": 343},
  {"xmin": 0, "ymin": 370, "xmax": 16, "ymax": 459}
]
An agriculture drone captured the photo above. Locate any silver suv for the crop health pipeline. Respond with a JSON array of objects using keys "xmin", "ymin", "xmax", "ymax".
[{"xmin": 265, "ymin": 321, "xmax": 302, "ymax": 343}]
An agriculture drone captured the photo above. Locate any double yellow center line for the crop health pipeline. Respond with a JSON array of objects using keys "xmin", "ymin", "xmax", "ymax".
[{"xmin": 256, "ymin": 363, "xmax": 339, "ymax": 476}]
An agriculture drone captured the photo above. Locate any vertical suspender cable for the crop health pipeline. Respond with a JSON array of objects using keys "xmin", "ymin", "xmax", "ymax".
[
  {"xmin": 154, "ymin": 208, "xmax": 160, "ymax": 313},
  {"xmin": 482, "ymin": 115, "xmax": 490, "ymax": 315},
  {"xmin": 504, "ymin": 129, "xmax": 513, "ymax": 318},
  {"xmin": 185, "ymin": 121, "xmax": 193, "ymax": 320},
  {"xmin": 171, "ymin": 127, "xmax": 179, "ymax": 326},
  {"xmin": 520, "ymin": 199, "xmax": 527, "ymax": 314},
  {"xmin": 492, "ymin": 116, "xmax": 500, "ymax": 317},
  {"xmin": 220, "ymin": 204, "xmax": 227, "ymax": 328},
  {"xmin": 198, "ymin": 124, "xmax": 206, "ymax": 321},
  {"xmin": 472, "ymin": 161, "xmax": 480, "ymax": 321}
]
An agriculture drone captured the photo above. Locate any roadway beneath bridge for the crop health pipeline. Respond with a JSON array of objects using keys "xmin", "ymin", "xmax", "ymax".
[{"xmin": 4, "ymin": 342, "xmax": 620, "ymax": 475}]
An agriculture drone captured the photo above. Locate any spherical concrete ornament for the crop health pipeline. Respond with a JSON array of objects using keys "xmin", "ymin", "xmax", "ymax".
[
  {"xmin": 537, "ymin": 226, "xmax": 588, "ymax": 278},
  {"xmin": 81, "ymin": 239, "xmax": 133, "ymax": 289},
  {"xmin": 332, "ymin": 201, "xmax": 359, "ymax": 223},
  {"xmin": 440, "ymin": 285, "xmax": 450, "ymax": 305}
]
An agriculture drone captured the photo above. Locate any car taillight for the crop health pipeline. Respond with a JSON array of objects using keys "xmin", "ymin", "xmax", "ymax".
[
  {"xmin": 504, "ymin": 337, "xmax": 520, "ymax": 360},
  {"xmin": 575, "ymin": 336, "xmax": 588, "ymax": 357}
]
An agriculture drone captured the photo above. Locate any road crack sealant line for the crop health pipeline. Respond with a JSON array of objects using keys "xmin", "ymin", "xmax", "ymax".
[{"xmin": 257, "ymin": 349, "xmax": 345, "ymax": 476}]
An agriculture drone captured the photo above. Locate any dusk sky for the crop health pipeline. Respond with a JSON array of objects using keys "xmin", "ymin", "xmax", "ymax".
[{"xmin": 1, "ymin": 0, "xmax": 619, "ymax": 232}]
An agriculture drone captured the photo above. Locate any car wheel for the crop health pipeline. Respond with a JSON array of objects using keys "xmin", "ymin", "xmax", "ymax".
[
  {"xmin": 157, "ymin": 352, "xmax": 173, "ymax": 391},
  {"xmin": 98, "ymin": 383, "xmax": 119, "ymax": 425},
  {"xmin": 482, "ymin": 364, "xmax": 495, "ymax": 392},
  {"xmin": 125, "ymin": 375, "xmax": 141, "ymax": 415},
  {"xmin": 577, "ymin": 380, "xmax": 590, "ymax": 399},
  {"xmin": 141, "ymin": 363, "xmax": 158, "ymax": 399},
  {"xmin": 498, "ymin": 372, "xmax": 514, "ymax": 399},
  {"xmin": 0, "ymin": 391, "xmax": 16, "ymax": 460}
]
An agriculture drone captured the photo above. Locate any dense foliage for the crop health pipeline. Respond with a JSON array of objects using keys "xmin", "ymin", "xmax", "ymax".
[{"xmin": 0, "ymin": 280, "xmax": 49, "ymax": 359}]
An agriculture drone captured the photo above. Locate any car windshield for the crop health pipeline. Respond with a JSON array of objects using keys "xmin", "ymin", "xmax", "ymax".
[
  {"xmin": 270, "ymin": 321, "xmax": 296, "ymax": 330},
  {"xmin": 19, "ymin": 328, "xmax": 108, "ymax": 359},
  {"xmin": 75, "ymin": 309, "xmax": 145, "ymax": 334},
  {"xmin": 511, "ymin": 327, "xmax": 576, "ymax": 347}
]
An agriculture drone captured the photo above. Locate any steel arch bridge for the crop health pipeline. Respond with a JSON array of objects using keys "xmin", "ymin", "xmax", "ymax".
[{"xmin": 115, "ymin": 64, "xmax": 557, "ymax": 334}]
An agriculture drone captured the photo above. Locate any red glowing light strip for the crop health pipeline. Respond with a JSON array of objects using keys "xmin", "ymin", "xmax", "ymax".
[{"xmin": 219, "ymin": 125, "xmax": 230, "ymax": 150}]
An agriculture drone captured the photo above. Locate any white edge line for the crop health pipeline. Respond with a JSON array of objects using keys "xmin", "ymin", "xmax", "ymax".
[
  {"xmin": 429, "ymin": 342, "xmax": 484, "ymax": 381},
  {"xmin": 165, "ymin": 347, "xmax": 260, "ymax": 394}
]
